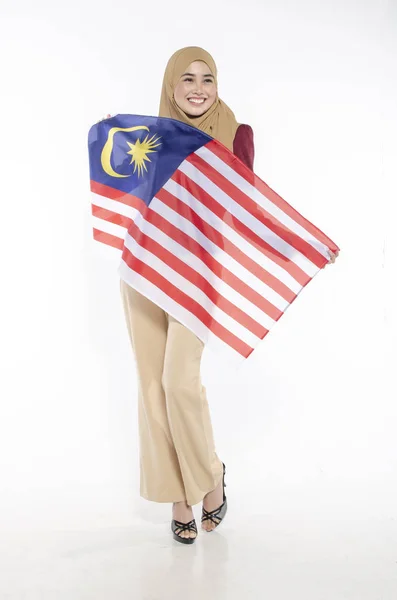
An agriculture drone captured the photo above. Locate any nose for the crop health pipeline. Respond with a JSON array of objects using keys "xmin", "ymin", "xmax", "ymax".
[{"xmin": 192, "ymin": 83, "xmax": 205, "ymax": 95}]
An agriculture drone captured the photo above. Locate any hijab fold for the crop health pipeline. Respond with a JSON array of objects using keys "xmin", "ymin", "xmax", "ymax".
[{"xmin": 159, "ymin": 46, "xmax": 239, "ymax": 151}]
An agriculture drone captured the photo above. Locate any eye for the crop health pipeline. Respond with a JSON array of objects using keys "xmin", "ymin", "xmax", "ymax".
[
  {"xmin": 204, "ymin": 78, "xmax": 214, "ymax": 83},
  {"xmin": 183, "ymin": 77, "xmax": 194, "ymax": 82}
]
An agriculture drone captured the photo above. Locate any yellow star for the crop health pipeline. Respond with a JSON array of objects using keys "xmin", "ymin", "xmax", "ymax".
[{"xmin": 126, "ymin": 134, "xmax": 161, "ymax": 177}]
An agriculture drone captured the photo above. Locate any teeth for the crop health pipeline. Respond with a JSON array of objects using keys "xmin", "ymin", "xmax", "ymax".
[{"xmin": 189, "ymin": 98, "xmax": 205, "ymax": 104}]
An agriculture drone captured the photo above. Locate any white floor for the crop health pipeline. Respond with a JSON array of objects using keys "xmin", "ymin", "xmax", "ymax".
[{"xmin": 1, "ymin": 493, "xmax": 396, "ymax": 600}]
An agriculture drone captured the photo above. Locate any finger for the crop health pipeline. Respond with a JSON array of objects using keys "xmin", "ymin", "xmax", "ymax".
[{"xmin": 97, "ymin": 114, "xmax": 112, "ymax": 123}]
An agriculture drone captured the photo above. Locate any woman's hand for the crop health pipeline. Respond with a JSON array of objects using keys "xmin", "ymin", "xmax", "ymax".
[
  {"xmin": 97, "ymin": 114, "xmax": 112, "ymax": 123},
  {"xmin": 328, "ymin": 250, "xmax": 339, "ymax": 264}
]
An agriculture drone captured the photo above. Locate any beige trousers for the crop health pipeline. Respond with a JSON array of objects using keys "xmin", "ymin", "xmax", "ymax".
[{"xmin": 120, "ymin": 280, "xmax": 223, "ymax": 506}]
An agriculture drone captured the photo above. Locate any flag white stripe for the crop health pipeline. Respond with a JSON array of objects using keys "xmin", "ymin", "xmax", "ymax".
[
  {"xmin": 197, "ymin": 146, "xmax": 331, "ymax": 258},
  {"xmin": 91, "ymin": 191, "xmax": 140, "ymax": 221},
  {"xmin": 164, "ymin": 177, "xmax": 302, "ymax": 295},
  {"xmin": 122, "ymin": 230, "xmax": 259, "ymax": 348},
  {"xmin": 178, "ymin": 159, "xmax": 318, "ymax": 277},
  {"xmin": 92, "ymin": 215, "xmax": 127, "ymax": 239}
]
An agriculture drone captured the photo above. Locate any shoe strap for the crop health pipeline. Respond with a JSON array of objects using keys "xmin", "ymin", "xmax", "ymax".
[
  {"xmin": 201, "ymin": 500, "xmax": 226, "ymax": 524},
  {"xmin": 173, "ymin": 519, "xmax": 197, "ymax": 533}
]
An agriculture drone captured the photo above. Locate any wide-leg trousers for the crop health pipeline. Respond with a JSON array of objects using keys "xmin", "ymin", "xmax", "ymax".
[{"xmin": 120, "ymin": 280, "xmax": 224, "ymax": 506}]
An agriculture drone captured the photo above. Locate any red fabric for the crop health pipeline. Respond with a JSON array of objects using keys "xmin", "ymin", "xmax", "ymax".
[{"xmin": 233, "ymin": 124, "xmax": 254, "ymax": 171}]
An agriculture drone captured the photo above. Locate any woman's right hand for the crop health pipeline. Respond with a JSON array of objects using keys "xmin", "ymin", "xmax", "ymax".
[{"xmin": 97, "ymin": 114, "xmax": 112, "ymax": 123}]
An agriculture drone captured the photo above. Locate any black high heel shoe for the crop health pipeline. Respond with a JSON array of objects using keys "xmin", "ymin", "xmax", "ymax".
[
  {"xmin": 201, "ymin": 463, "xmax": 227, "ymax": 531},
  {"xmin": 171, "ymin": 518, "xmax": 198, "ymax": 545}
]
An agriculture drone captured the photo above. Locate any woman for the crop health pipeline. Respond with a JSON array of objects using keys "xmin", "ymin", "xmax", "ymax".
[
  {"xmin": 119, "ymin": 46, "xmax": 338, "ymax": 545},
  {"xmin": 120, "ymin": 46, "xmax": 255, "ymax": 545}
]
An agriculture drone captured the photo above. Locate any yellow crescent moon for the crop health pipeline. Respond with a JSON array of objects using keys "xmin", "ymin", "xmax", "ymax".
[{"xmin": 100, "ymin": 125, "xmax": 150, "ymax": 178}]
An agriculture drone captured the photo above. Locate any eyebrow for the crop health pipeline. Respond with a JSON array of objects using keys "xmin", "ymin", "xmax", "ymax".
[{"xmin": 181, "ymin": 72, "xmax": 214, "ymax": 78}]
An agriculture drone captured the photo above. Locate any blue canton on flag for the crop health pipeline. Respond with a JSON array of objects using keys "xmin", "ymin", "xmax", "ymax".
[{"xmin": 88, "ymin": 115, "xmax": 212, "ymax": 206}]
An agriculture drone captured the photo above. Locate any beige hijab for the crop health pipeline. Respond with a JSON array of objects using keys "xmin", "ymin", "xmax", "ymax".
[{"xmin": 159, "ymin": 46, "xmax": 239, "ymax": 151}]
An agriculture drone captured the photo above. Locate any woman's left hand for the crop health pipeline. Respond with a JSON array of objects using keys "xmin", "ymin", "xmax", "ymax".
[{"xmin": 328, "ymin": 250, "xmax": 339, "ymax": 264}]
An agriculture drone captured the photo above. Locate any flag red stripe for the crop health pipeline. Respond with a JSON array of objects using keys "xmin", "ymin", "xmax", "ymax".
[
  {"xmin": 155, "ymin": 188, "xmax": 283, "ymax": 321},
  {"xmin": 92, "ymin": 204, "xmax": 132, "ymax": 229},
  {"xmin": 205, "ymin": 140, "xmax": 339, "ymax": 253},
  {"xmin": 124, "ymin": 220, "xmax": 268, "ymax": 338},
  {"xmin": 122, "ymin": 246, "xmax": 253, "ymax": 358},
  {"xmin": 172, "ymin": 170, "xmax": 299, "ymax": 302},
  {"xmin": 93, "ymin": 228, "xmax": 124, "ymax": 250},
  {"xmin": 187, "ymin": 152, "xmax": 328, "ymax": 269},
  {"xmin": 91, "ymin": 180, "xmax": 146, "ymax": 212}
]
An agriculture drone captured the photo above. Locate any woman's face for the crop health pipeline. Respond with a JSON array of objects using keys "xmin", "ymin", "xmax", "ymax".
[{"xmin": 174, "ymin": 60, "xmax": 217, "ymax": 117}]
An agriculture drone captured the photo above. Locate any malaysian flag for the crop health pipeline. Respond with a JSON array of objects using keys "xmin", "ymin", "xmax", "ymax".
[{"xmin": 88, "ymin": 114, "xmax": 339, "ymax": 364}]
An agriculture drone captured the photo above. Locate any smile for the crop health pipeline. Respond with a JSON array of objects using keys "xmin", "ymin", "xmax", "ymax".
[{"xmin": 188, "ymin": 98, "xmax": 206, "ymax": 104}]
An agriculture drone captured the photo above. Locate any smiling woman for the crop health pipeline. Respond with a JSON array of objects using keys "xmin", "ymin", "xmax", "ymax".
[
  {"xmin": 120, "ymin": 46, "xmax": 255, "ymax": 546},
  {"xmin": 158, "ymin": 46, "xmax": 252, "ymax": 159}
]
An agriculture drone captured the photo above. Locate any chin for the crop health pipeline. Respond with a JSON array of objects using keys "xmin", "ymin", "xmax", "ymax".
[{"xmin": 184, "ymin": 105, "xmax": 208, "ymax": 118}]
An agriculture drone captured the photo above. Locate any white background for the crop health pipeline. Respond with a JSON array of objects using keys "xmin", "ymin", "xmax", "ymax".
[{"xmin": 0, "ymin": 0, "xmax": 396, "ymax": 598}]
